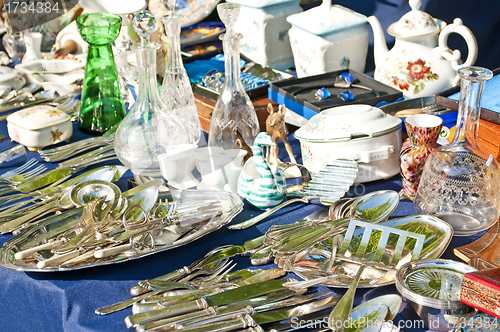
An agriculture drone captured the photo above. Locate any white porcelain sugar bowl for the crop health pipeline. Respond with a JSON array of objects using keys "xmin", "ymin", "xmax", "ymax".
[
  {"xmin": 7, "ymin": 105, "xmax": 73, "ymax": 151},
  {"xmin": 367, "ymin": 0, "xmax": 478, "ymax": 97}
]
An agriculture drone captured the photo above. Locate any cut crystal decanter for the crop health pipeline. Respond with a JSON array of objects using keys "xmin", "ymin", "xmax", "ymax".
[
  {"xmin": 114, "ymin": 11, "xmax": 190, "ymax": 177},
  {"xmin": 207, "ymin": 3, "xmax": 260, "ymax": 150},
  {"xmin": 415, "ymin": 67, "xmax": 500, "ymax": 236},
  {"xmin": 161, "ymin": 0, "xmax": 202, "ymax": 144}
]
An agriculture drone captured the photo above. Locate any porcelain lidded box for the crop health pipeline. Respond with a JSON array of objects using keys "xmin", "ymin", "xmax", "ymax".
[
  {"xmin": 7, "ymin": 105, "xmax": 72, "ymax": 151},
  {"xmin": 286, "ymin": 1, "xmax": 368, "ymax": 78},
  {"xmin": 225, "ymin": 0, "xmax": 302, "ymax": 70},
  {"xmin": 295, "ymin": 105, "xmax": 402, "ymax": 183}
]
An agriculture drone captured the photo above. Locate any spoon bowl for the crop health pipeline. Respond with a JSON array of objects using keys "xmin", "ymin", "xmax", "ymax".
[
  {"xmin": 70, "ymin": 180, "xmax": 121, "ymax": 212},
  {"xmin": 349, "ymin": 190, "xmax": 400, "ymax": 223}
]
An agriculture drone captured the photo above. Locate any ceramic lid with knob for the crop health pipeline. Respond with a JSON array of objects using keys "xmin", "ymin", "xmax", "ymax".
[
  {"xmin": 294, "ymin": 104, "xmax": 401, "ymax": 143},
  {"xmin": 286, "ymin": 0, "xmax": 366, "ymax": 37},
  {"xmin": 388, "ymin": 0, "xmax": 445, "ymax": 37}
]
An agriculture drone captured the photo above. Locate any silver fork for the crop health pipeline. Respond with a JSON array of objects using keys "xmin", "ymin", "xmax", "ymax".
[
  {"xmin": 142, "ymin": 259, "xmax": 234, "ymax": 291},
  {"xmin": 189, "ymin": 260, "xmax": 237, "ymax": 287},
  {"xmin": 2, "ymin": 164, "xmax": 48, "ymax": 184},
  {"xmin": 0, "ymin": 158, "xmax": 38, "ymax": 180}
]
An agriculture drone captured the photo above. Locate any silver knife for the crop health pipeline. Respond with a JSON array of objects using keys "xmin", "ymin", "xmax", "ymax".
[
  {"xmin": 179, "ymin": 295, "xmax": 341, "ymax": 332},
  {"xmin": 124, "ymin": 279, "xmax": 295, "ymax": 328}
]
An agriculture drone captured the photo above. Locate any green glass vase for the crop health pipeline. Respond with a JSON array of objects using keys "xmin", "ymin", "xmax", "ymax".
[{"xmin": 76, "ymin": 13, "xmax": 126, "ymax": 135}]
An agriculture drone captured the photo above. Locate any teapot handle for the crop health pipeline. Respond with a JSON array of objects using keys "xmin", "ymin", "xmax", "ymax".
[{"xmin": 436, "ymin": 18, "xmax": 477, "ymax": 71}]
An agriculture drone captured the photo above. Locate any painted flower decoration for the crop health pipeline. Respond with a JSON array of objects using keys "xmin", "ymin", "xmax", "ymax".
[
  {"xmin": 391, "ymin": 76, "xmax": 410, "ymax": 91},
  {"xmin": 46, "ymin": 109, "xmax": 62, "ymax": 117},
  {"xmin": 407, "ymin": 59, "xmax": 430, "ymax": 80},
  {"xmin": 51, "ymin": 129, "xmax": 64, "ymax": 142}
]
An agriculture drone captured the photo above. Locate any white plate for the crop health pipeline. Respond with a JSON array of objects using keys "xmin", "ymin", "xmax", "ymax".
[
  {"xmin": 0, "ymin": 76, "xmax": 25, "ymax": 93},
  {"xmin": 0, "ymin": 66, "xmax": 21, "ymax": 83}
]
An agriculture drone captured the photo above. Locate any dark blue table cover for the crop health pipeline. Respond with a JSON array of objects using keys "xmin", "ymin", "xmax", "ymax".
[{"xmin": 0, "ymin": 120, "xmax": 485, "ymax": 332}]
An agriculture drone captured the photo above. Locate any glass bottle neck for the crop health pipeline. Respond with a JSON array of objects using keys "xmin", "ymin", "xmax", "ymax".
[
  {"xmin": 164, "ymin": 14, "xmax": 183, "ymax": 72},
  {"xmin": 134, "ymin": 43, "xmax": 161, "ymax": 101},
  {"xmin": 221, "ymin": 33, "xmax": 245, "ymax": 91},
  {"xmin": 450, "ymin": 76, "xmax": 485, "ymax": 150}
]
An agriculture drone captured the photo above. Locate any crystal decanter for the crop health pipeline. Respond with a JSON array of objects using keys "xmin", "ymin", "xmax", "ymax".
[
  {"xmin": 415, "ymin": 67, "xmax": 500, "ymax": 236},
  {"xmin": 114, "ymin": 11, "xmax": 190, "ymax": 177},
  {"xmin": 207, "ymin": 3, "xmax": 260, "ymax": 150},
  {"xmin": 161, "ymin": 0, "xmax": 202, "ymax": 144}
]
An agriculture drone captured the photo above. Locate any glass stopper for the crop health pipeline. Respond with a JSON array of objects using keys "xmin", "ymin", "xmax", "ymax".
[
  {"xmin": 132, "ymin": 11, "xmax": 156, "ymax": 44},
  {"xmin": 217, "ymin": 3, "xmax": 240, "ymax": 36}
]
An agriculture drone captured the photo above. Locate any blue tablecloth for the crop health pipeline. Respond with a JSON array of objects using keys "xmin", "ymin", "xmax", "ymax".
[{"xmin": 0, "ymin": 121, "xmax": 485, "ymax": 332}]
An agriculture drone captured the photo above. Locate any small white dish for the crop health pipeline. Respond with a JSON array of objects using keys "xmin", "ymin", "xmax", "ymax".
[
  {"xmin": 0, "ymin": 66, "xmax": 21, "ymax": 82},
  {"xmin": 0, "ymin": 76, "xmax": 25, "ymax": 93}
]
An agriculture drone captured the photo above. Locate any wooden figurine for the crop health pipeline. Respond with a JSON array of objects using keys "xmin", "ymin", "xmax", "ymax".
[
  {"xmin": 237, "ymin": 132, "xmax": 286, "ymax": 209},
  {"xmin": 234, "ymin": 129, "xmax": 253, "ymax": 163},
  {"xmin": 266, "ymin": 104, "xmax": 297, "ymax": 166}
]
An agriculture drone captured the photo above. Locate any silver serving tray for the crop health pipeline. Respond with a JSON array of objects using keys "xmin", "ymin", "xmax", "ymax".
[
  {"xmin": 285, "ymin": 214, "xmax": 454, "ymax": 288},
  {"xmin": 0, "ymin": 190, "xmax": 243, "ymax": 272}
]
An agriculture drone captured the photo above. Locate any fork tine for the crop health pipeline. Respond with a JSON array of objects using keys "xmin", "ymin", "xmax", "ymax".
[
  {"xmin": 12, "ymin": 158, "xmax": 37, "ymax": 175},
  {"xmin": 20, "ymin": 165, "xmax": 47, "ymax": 179}
]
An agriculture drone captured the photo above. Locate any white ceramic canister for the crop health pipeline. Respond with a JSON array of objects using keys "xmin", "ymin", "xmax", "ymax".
[
  {"xmin": 286, "ymin": 1, "xmax": 368, "ymax": 78},
  {"xmin": 294, "ymin": 105, "xmax": 402, "ymax": 183},
  {"xmin": 225, "ymin": 0, "xmax": 302, "ymax": 70}
]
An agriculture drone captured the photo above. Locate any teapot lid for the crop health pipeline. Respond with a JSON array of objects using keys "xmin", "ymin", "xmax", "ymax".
[
  {"xmin": 388, "ymin": 0, "xmax": 444, "ymax": 37},
  {"xmin": 286, "ymin": 1, "xmax": 366, "ymax": 37}
]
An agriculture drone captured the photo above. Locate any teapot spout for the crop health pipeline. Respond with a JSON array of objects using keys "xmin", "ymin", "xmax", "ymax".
[{"xmin": 367, "ymin": 15, "xmax": 389, "ymax": 68}]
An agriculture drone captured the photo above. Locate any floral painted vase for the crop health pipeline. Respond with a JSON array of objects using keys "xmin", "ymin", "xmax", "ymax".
[{"xmin": 400, "ymin": 114, "xmax": 443, "ymax": 200}]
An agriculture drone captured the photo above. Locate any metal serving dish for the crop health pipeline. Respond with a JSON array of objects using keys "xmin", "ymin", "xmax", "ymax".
[
  {"xmin": 0, "ymin": 190, "xmax": 243, "ymax": 272},
  {"xmin": 285, "ymin": 214, "xmax": 454, "ymax": 288}
]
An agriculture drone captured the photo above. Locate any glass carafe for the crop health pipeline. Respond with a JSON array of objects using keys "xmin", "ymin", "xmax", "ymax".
[
  {"xmin": 415, "ymin": 67, "xmax": 500, "ymax": 236},
  {"xmin": 160, "ymin": 13, "xmax": 201, "ymax": 144},
  {"xmin": 207, "ymin": 3, "xmax": 260, "ymax": 150},
  {"xmin": 76, "ymin": 13, "xmax": 126, "ymax": 135},
  {"xmin": 114, "ymin": 11, "xmax": 191, "ymax": 177}
]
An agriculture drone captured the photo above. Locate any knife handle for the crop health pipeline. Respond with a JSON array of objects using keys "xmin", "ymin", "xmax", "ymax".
[
  {"xmin": 95, "ymin": 291, "xmax": 164, "ymax": 315},
  {"xmin": 37, "ymin": 249, "xmax": 80, "ymax": 269},
  {"xmin": 125, "ymin": 298, "xmax": 208, "ymax": 328},
  {"xmin": 178, "ymin": 306, "xmax": 255, "ymax": 330},
  {"xmin": 15, "ymin": 239, "xmax": 65, "ymax": 260},
  {"xmin": 228, "ymin": 198, "xmax": 309, "ymax": 230},
  {"xmin": 179, "ymin": 315, "xmax": 256, "ymax": 332},
  {"xmin": 94, "ymin": 243, "xmax": 131, "ymax": 258},
  {"xmin": 135, "ymin": 308, "xmax": 216, "ymax": 332},
  {"xmin": 131, "ymin": 266, "xmax": 190, "ymax": 296}
]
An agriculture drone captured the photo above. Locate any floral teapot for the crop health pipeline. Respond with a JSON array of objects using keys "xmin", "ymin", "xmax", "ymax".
[{"xmin": 367, "ymin": 0, "xmax": 477, "ymax": 97}]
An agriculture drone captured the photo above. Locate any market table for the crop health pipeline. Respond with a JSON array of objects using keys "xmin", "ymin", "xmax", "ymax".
[{"xmin": 0, "ymin": 121, "xmax": 484, "ymax": 332}]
